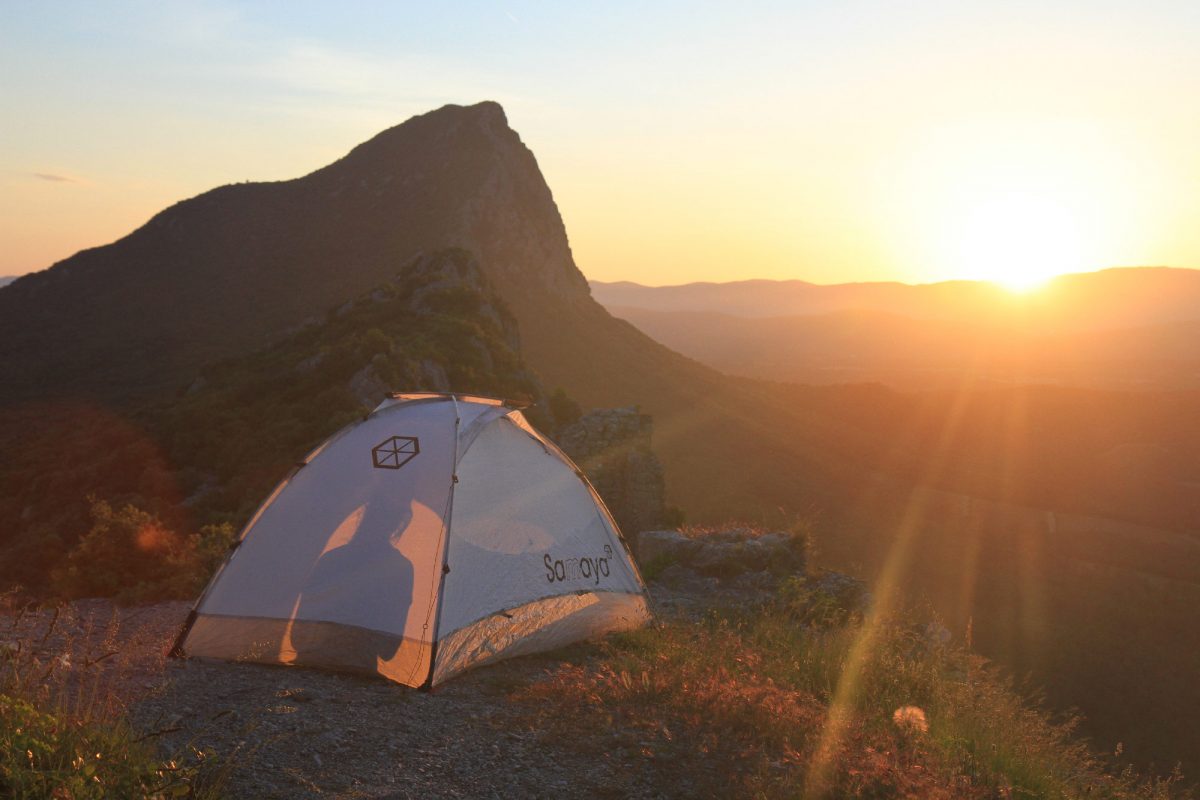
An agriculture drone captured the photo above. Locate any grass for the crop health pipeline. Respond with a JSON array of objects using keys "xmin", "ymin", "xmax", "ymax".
[
  {"xmin": 0, "ymin": 597, "xmax": 228, "ymax": 799},
  {"xmin": 514, "ymin": 578, "xmax": 1189, "ymax": 799}
]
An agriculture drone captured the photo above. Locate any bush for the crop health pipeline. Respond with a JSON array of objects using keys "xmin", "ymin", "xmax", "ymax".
[
  {"xmin": 775, "ymin": 572, "xmax": 867, "ymax": 629},
  {"xmin": 190, "ymin": 523, "xmax": 236, "ymax": 586},
  {"xmin": 0, "ymin": 694, "xmax": 211, "ymax": 799},
  {"xmin": 0, "ymin": 599, "xmax": 226, "ymax": 798},
  {"xmin": 52, "ymin": 499, "xmax": 222, "ymax": 603}
]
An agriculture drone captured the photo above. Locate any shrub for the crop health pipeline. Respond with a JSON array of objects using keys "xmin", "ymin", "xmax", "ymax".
[
  {"xmin": 775, "ymin": 573, "xmax": 867, "ymax": 629},
  {"xmin": 0, "ymin": 694, "xmax": 212, "ymax": 799},
  {"xmin": 0, "ymin": 599, "xmax": 226, "ymax": 798},
  {"xmin": 52, "ymin": 499, "xmax": 210, "ymax": 603},
  {"xmin": 189, "ymin": 523, "xmax": 236, "ymax": 587}
]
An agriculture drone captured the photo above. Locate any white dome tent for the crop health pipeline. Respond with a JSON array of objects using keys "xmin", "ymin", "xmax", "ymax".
[{"xmin": 172, "ymin": 393, "xmax": 650, "ymax": 688}]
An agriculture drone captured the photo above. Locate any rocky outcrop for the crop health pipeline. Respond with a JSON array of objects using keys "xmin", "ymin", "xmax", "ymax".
[
  {"xmin": 347, "ymin": 362, "xmax": 390, "ymax": 406},
  {"xmin": 336, "ymin": 248, "xmax": 538, "ymax": 407},
  {"xmin": 635, "ymin": 525, "xmax": 869, "ymax": 622},
  {"xmin": 638, "ymin": 527, "xmax": 807, "ymax": 577},
  {"xmin": 557, "ymin": 408, "xmax": 665, "ymax": 541}
]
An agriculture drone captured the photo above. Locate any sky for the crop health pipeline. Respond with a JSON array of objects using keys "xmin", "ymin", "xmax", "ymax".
[{"xmin": 2, "ymin": 1, "xmax": 1199, "ymax": 287}]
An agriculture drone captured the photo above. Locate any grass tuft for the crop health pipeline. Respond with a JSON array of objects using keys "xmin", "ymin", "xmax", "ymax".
[{"xmin": 0, "ymin": 596, "xmax": 227, "ymax": 798}]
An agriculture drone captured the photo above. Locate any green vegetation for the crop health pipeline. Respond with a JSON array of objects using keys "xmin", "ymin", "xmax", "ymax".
[
  {"xmin": 1, "ymin": 600, "xmax": 226, "ymax": 798},
  {"xmin": 820, "ymin": 483, "xmax": 1200, "ymax": 780},
  {"xmin": 0, "ymin": 243, "xmax": 1193, "ymax": 786},
  {"xmin": 52, "ymin": 499, "xmax": 232, "ymax": 604},
  {"xmin": 517, "ymin": 580, "xmax": 1188, "ymax": 799},
  {"xmin": 0, "ymin": 696, "xmax": 213, "ymax": 799}
]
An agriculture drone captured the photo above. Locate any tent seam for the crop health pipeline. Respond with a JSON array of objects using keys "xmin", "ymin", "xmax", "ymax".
[{"xmin": 419, "ymin": 395, "xmax": 461, "ymax": 689}]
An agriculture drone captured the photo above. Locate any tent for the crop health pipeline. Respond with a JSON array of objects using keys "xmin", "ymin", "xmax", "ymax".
[{"xmin": 172, "ymin": 393, "xmax": 650, "ymax": 688}]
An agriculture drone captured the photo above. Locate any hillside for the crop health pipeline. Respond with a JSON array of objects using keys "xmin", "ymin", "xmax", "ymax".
[
  {"xmin": 0, "ymin": 101, "xmax": 845, "ymax": 559},
  {"xmin": 1, "ymin": 101, "xmax": 1198, "ymax": 775}
]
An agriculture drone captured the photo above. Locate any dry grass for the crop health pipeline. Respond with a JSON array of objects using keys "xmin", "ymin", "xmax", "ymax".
[
  {"xmin": 513, "ymin": 588, "xmax": 1190, "ymax": 799},
  {"xmin": 0, "ymin": 594, "xmax": 227, "ymax": 798}
]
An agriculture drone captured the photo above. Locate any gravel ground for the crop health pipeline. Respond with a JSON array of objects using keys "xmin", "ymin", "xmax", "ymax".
[{"xmin": 2, "ymin": 568, "xmax": 788, "ymax": 799}]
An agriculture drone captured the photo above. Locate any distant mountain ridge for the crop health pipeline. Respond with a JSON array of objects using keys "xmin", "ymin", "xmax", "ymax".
[
  {"xmin": 592, "ymin": 267, "xmax": 1200, "ymax": 332},
  {"xmin": 0, "ymin": 276, "xmax": 17, "ymax": 289},
  {"xmin": 595, "ymin": 269, "xmax": 1200, "ymax": 389}
]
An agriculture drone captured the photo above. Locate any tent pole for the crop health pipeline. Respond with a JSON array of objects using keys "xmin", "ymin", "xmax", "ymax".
[{"xmin": 420, "ymin": 396, "xmax": 462, "ymax": 691}]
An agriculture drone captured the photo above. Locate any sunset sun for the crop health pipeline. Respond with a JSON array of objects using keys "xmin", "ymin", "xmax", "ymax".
[
  {"xmin": 888, "ymin": 120, "xmax": 1147, "ymax": 292},
  {"xmin": 955, "ymin": 191, "xmax": 1085, "ymax": 291}
]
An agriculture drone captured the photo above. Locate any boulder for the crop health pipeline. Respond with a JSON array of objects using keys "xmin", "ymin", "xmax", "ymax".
[
  {"xmin": 638, "ymin": 530, "xmax": 700, "ymax": 565},
  {"xmin": 691, "ymin": 534, "xmax": 806, "ymax": 577},
  {"xmin": 348, "ymin": 363, "xmax": 389, "ymax": 406}
]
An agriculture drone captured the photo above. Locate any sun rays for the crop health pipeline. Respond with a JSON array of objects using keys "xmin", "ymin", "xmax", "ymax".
[{"xmin": 803, "ymin": 365, "xmax": 1042, "ymax": 795}]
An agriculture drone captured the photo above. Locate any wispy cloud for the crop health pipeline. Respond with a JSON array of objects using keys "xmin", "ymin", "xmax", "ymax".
[{"xmin": 32, "ymin": 172, "xmax": 81, "ymax": 184}]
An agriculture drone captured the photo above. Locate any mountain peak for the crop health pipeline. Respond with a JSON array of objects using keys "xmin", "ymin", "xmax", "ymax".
[
  {"xmin": 335, "ymin": 100, "xmax": 512, "ymax": 168},
  {"xmin": 0, "ymin": 101, "xmax": 586, "ymax": 403},
  {"xmin": 451, "ymin": 99, "xmax": 508, "ymax": 123}
]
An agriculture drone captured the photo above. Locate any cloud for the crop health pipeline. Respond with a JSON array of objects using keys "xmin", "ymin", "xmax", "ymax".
[{"xmin": 32, "ymin": 172, "xmax": 80, "ymax": 183}]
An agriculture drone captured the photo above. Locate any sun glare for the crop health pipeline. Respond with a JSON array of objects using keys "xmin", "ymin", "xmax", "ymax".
[
  {"xmin": 887, "ymin": 119, "xmax": 1149, "ymax": 291},
  {"xmin": 955, "ymin": 192, "xmax": 1084, "ymax": 292}
]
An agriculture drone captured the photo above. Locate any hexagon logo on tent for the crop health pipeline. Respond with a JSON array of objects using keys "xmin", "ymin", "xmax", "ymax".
[{"xmin": 372, "ymin": 435, "xmax": 420, "ymax": 470}]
